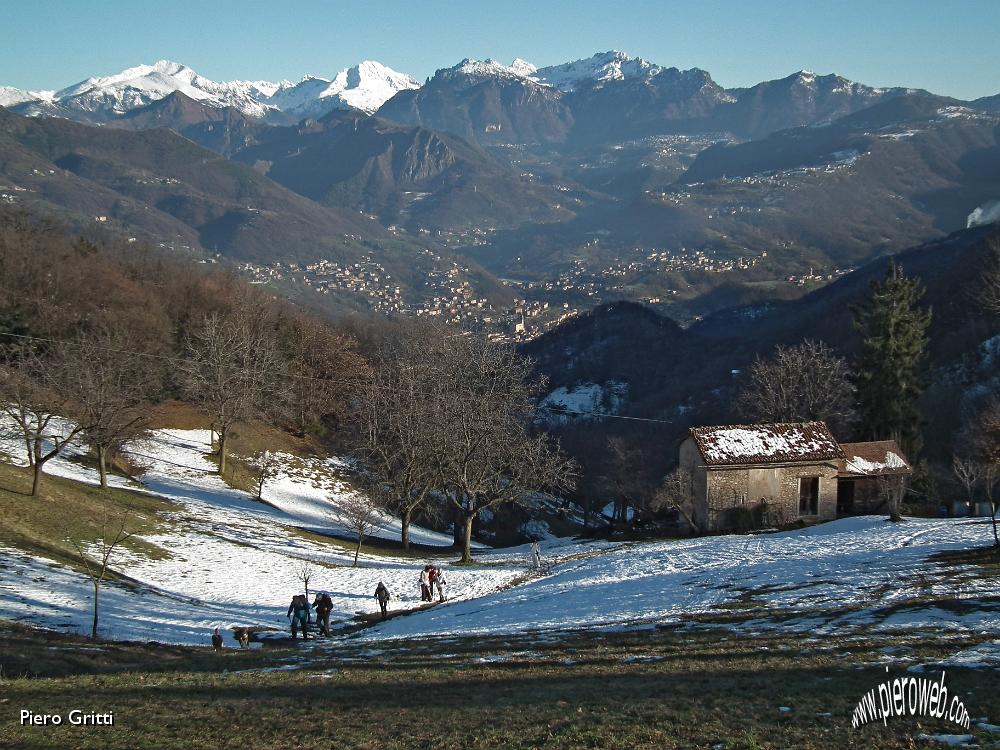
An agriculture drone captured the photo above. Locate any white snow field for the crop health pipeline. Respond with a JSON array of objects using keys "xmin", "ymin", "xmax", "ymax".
[
  {"xmin": 0, "ymin": 425, "xmax": 520, "ymax": 646},
  {"xmin": 360, "ymin": 516, "xmax": 1000, "ymax": 642},
  {"xmin": 1, "ymin": 420, "xmax": 997, "ymax": 650}
]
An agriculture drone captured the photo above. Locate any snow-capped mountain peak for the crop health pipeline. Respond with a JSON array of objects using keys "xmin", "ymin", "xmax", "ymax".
[
  {"xmin": 266, "ymin": 60, "xmax": 418, "ymax": 116},
  {"xmin": 439, "ymin": 58, "xmax": 534, "ymax": 85},
  {"xmin": 509, "ymin": 58, "xmax": 538, "ymax": 77},
  {"xmin": 532, "ymin": 50, "xmax": 663, "ymax": 92},
  {"xmin": 2, "ymin": 59, "xmax": 418, "ymax": 121},
  {"xmin": 0, "ymin": 85, "xmax": 55, "ymax": 108}
]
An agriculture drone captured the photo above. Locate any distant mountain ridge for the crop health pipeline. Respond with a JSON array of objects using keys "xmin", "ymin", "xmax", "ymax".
[
  {"xmin": 7, "ymin": 52, "xmax": 995, "ymax": 145},
  {"xmin": 3, "ymin": 59, "xmax": 419, "ymax": 123}
]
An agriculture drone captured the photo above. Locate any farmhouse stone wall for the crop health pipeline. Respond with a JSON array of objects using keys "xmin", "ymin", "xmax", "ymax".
[{"xmin": 678, "ymin": 437, "xmax": 838, "ymax": 531}]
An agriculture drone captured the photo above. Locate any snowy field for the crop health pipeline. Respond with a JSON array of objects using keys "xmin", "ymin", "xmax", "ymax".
[
  {"xmin": 360, "ymin": 516, "xmax": 1000, "ymax": 645},
  {"xmin": 0, "ymin": 425, "xmax": 525, "ymax": 646},
  {"xmin": 1, "ymin": 421, "xmax": 998, "ymax": 654}
]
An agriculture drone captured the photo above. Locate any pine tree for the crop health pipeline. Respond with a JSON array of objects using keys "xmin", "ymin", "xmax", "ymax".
[{"xmin": 852, "ymin": 260, "xmax": 932, "ymax": 458}]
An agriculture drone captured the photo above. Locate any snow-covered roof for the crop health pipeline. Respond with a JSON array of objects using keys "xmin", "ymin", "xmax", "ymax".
[
  {"xmin": 839, "ymin": 441, "xmax": 912, "ymax": 476},
  {"xmin": 690, "ymin": 422, "xmax": 843, "ymax": 466}
]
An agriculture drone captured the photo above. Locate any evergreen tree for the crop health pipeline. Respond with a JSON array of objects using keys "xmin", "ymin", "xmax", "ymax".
[{"xmin": 852, "ymin": 260, "xmax": 932, "ymax": 458}]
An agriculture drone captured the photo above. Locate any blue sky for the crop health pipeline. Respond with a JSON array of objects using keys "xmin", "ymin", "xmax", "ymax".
[{"xmin": 3, "ymin": 0, "xmax": 998, "ymax": 99}]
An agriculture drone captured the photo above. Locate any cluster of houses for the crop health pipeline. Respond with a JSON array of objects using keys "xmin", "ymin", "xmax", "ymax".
[{"xmin": 678, "ymin": 421, "xmax": 916, "ymax": 531}]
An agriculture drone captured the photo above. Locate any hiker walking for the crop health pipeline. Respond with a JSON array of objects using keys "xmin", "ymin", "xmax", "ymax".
[
  {"xmin": 374, "ymin": 581, "xmax": 391, "ymax": 620},
  {"xmin": 530, "ymin": 541, "xmax": 542, "ymax": 570},
  {"xmin": 428, "ymin": 566, "xmax": 439, "ymax": 599},
  {"xmin": 286, "ymin": 594, "xmax": 310, "ymax": 640},
  {"xmin": 435, "ymin": 568, "xmax": 448, "ymax": 602},
  {"xmin": 312, "ymin": 592, "xmax": 334, "ymax": 637},
  {"xmin": 419, "ymin": 565, "xmax": 432, "ymax": 602}
]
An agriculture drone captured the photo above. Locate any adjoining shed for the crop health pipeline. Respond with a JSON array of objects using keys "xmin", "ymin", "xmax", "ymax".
[{"xmin": 837, "ymin": 440, "xmax": 912, "ymax": 516}]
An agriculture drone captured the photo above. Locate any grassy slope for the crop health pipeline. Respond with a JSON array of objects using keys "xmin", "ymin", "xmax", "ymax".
[
  {"xmin": 0, "ymin": 462, "xmax": 176, "ymax": 570},
  {"xmin": 1, "ymin": 622, "xmax": 997, "ymax": 749}
]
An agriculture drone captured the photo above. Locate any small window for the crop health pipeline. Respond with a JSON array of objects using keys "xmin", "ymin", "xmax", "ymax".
[{"xmin": 799, "ymin": 476, "xmax": 819, "ymax": 516}]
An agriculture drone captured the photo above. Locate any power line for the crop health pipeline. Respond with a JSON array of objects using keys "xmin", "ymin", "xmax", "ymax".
[{"xmin": 0, "ymin": 330, "xmax": 676, "ymax": 426}]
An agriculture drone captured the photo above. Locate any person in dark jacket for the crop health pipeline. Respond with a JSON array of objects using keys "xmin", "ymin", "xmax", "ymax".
[
  {"xmin": 211, "ymin": 627, "xmax": 224, "ymax": 651},
  {"xmin": 287, "ymin": 594, "xmax": 310, "ymax": 640},
  {"xmin": 374, "ymin": 581, "xmax": 391, "ymax": 619},
  {"xmin": 312, "ymin": 592, "xmax": 334, "ymax": 636}
]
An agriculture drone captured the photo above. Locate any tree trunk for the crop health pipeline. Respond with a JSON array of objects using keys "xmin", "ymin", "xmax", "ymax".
[
  {"xmin": 218, "ymin": 428, "xmax": 228, "ymax": 476},
  {"xmin": 25, "ymin": 434, "xmax": 34, "ymax": 467},
  {"xmin": 460, "ymin": 512, "xmax": 475, "ymax": 563},
  {"xmin": 400, "ymin": 507, "xmax": 412, "ymax": 551},
  {"xmin": 354, "ymin": 534, "xmax": 364, "ymax": 567},
  {"xmin": 991, "ymin": 501, "xmax": 999, "ymax": 548},
  {"xmin": 31, "ymin": 460, "xmax": 43, "ymax": 497},
  {"xmin": 452, "ymin": 503, "xmax": 464, "ymax": 549},
  {"xmin": 91, "ymin": 581, "xmax": 100, "ymax": 640},
  {"xmin": 97, "ymin": 445, "xmax": 108, "ymax": 489}
]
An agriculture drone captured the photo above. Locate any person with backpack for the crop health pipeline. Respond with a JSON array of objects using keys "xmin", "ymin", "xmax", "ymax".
[
  {"xmin": 286, "ymin": 594, "xmax": 310, "ymax": 640},
  {"xmin": 312, "ymin": 592, "xmax": 334, "ymax": 636},
  {"xmin": 374, "ymin": 581, "xmax": 391, "ymax": 619}
]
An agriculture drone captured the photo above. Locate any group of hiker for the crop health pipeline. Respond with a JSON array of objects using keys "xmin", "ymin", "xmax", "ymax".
[
  {"xmin": 285, "ymin": 591, "xmax": 334, "ymax": 640},
  {"xmin": 280, "ymin": 564, "xmax": 448, "ymax": 639},
  {"xmin": 419, "ymin": 564, "xmax": 447, "ymax": 602}
]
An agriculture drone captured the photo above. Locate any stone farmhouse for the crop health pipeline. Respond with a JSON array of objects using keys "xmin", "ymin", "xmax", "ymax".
[{"xmin": 678, "ymin": 422, "xmax": 911, "ymax": 532}]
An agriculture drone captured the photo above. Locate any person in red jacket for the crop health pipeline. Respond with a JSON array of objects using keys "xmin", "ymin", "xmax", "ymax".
[{"xmin": 428, "ymin": 566, "xmax": 439, "ymax": 600}]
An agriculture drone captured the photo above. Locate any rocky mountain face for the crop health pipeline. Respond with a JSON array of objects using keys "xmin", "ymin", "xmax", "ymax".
[
  {"xmin": 375, "ymin": 59, "xmax": 575, "ymax": 145},
  {"xmin": 229, "ymin": 110, "xmax": 583, "ymax": 231},
  {"xmin": 716, "ymin": 70, "xmax": 911, "ymax": 138},
  {"xmin": 0, "ymin": 106, "xmax": 398, "ymax": 264}
]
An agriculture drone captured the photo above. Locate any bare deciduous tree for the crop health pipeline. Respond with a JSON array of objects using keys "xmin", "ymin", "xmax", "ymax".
[
  {"xmin": 961, "ymin": 397, "xmax": 1000, "ymax": 546},
  {"xmin": 735, "ymin": 340, "xmax": 857, "ymax": 436},
  {"xmin": 601, "ymin": 436, "xmax": 657, "ymax": 525},
  {"xmin": 337, "ymin": 494, "xmax": 381, "ymax": 566},
  {"xmin": 358, "ymin": 329, "xmax": 445, "ymax": 549},
  {"xmin": 652, "ymin": 468, "xmax": 704, "ymax": 534},
  {"xmin": 58, "ymin": 327, "xmax": 156, "ymax": 488},
  {"xmin": 249, "ymin": 449, "xmax": 278, "ymax": 500},
  {"xmin": 952, "ymin": 454, "xmax": 981, "ymax": 511},
  {"xmin": 435, "ymin": 334, "xmax": 577, "ymax": 563},
  {"xmin": 983, "ymin": 463, "xmax": 999, "ymax": 548},
  {"xmin": 358, "ymin": 326, "xmax": 575, "ymax": 562},
  {"xmin": 180, "ymin": 298, "xmax": 280, "ymax": 476},
  {"xmin": 876, "ymin": 473, "xmax": 907, "ymax": 523},
  {"xmin": 295, "ymin": 561, "xmax": 315, "ymax": 619},
  {"xmin": 0, "ymin": 345, "xmax": 85, "ymax": 497},
  {"xmin": 275, "ymin": 312, "xmax": 368, "ymax": 436},
  {"xmin": 70, "ymin": 505, "xmax": 133, "ymax": 639}
]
